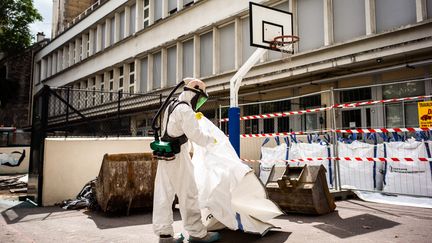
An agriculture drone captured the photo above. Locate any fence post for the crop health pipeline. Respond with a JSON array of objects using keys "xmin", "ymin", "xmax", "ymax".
[
  {"xmin": 66, "ymin": 87, "xmax": 70, "ymax": 137},
  {"xmin": 117, "ymin": 90, "xmax": 122, "ymax": 137},
  {"xmin": 330, "ymin": 87, "xmax": 341, "ymax": 191},
  {"xmin": 219, "ymin": 105, "xmax": 222, "ymax": 129}
]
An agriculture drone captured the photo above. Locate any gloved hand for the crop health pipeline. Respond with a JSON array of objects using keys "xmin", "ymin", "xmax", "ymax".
[{"xmin": 195, "ymin": 112, "xmax": 204, "ymax": 120}]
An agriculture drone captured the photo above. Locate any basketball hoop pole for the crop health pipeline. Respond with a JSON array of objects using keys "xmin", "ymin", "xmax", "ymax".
[{"xmin": 229, "ymin": 48, "xmax": 267, "ymax": 155}]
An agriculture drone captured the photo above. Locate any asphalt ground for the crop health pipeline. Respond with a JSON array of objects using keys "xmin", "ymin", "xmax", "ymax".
[{"xmin": 0, "ymin": 198, "xmax": 431, "ymax": 243}]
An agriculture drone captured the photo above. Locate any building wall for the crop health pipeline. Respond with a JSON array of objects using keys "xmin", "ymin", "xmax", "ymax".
[
  {"xmin": 33, "ymin": 0, "xmax": 432, "ymax": 136},
  {"xmin": 42, "ymin": 137, "xmax": 153, "ymax": 206}
]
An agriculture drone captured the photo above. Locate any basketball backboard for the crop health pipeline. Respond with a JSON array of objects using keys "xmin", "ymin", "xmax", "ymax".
[{"xmin": 249, "ymin": 2, "xmax": 295, "ymax": 52}]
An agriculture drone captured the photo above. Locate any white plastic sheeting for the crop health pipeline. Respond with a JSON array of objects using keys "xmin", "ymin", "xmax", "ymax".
[
  {"xmin": 383, "ymin": 139, "xmax": 432, "ymax": 197},
  {"xmin": 192, "ymin": 117, "xmax": 283, "ymax": 235},
  {"xmin": 260, "ymin": 138, "xmax": 288, "ymax": 185},
  {"xmin": 338, "ymin": 141, "xmax": 384, "ymax": 190},
  {"xmin": 353, "ymin": 190, "xmax": 432, "ymax": 209},
  {"xmin": 288, "ymin": 142, "xmax": 334, "ymax": 187}
]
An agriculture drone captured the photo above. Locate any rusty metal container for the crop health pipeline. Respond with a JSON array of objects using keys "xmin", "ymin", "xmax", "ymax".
[
  {"xmin": 95, "ymin": 153, "xmax": 157, "ymax": 214},
  {"xmin": 266, "ymin": 165, "xmax": 336, "ymax": 215}
]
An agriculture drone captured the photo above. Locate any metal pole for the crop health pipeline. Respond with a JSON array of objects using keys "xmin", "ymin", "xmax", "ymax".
[
  {"xmin": 229, "ymin": 48, "xmax": 267, "ymax": 156},
  {"xmin": 117, "ymin": 90, "xmax": 122, "ymax": 137},
  {"xmin": 219, "ymin": 104, "xmax": 222, "ymax": 129},
  {"xmin": 66, "ymin": 87, "xmax": 70, "ymax": 137},
  {"xmin": 330, "ymin": 87, "xmax": 341, "ymax": 191}
]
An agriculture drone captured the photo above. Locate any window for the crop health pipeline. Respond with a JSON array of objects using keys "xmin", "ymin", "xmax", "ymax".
[
  {"xmin": 101, "ymin": 23, "xmax": 106, "ymax": 49},
  {"xmin": 219, "ymin": 23, "xmax": 235, "ymax": 72},
  {"xmin": 85, "ymin": 34, "xmax": 90, "ymax": 57},
  {"xmin": 92, "ymin": 28, "xmax": 97, "ymax": 54},
  {"xmin": 242, "ymin": 17, "xmax": 256, "ymax": 64},
  {"xmin": 428, "ymin": 0, "xmax": 432, "ymax": 20},
  {"xmin": 184, "ymin": 0, "xmax": 194, "ymax": 7},
  {"xmin": 153, "ymin": 52, "xmax": 162, "ymax": 89},
  {"xmin": 140, "ymin": 57, "xmax": 148, "ymax": 92},
  {"xmin": 340, "ymin": 87, "xmax": 371, "ymax": 103},
  {"xmin": 130, "ymin": 4, "xmax": 136, "ymax": 35},
  {"xmin": 244, "ymin": 105, "xmax": 259, "ymax": 134},
  {"xmin": 118, "ymin": 66, "xmax": 124, "ymax": 98},
  {"xmin": 376, "ymin": 0, "xmax": 416, "ymax": 33},
  {"xmin": 120, "ymin": 11, "xmax": 125, "ymax": 40},
  {"xmin": 261, "ymin": 100, "xmax": 291, "ymax": 133},
  {"xmin": 154, "ymin": 0, "xmax": 162, "ymax": 21},
  {"xmin": 183, "ymin": 39, "xmax": 194, "ymax": 78},
  {"xmin": 168, "ymin": 0, "xmax": 177, "ymax": 14},
  {"xmin": 144, "ymin": 0, "xmax": 150, "ymax": 27},
  {"xmin": 300, "ymin": 95, "xmax": 321, "ymax": 131},
  {"xmin": 47, "ymin": 56, "xmax": 52, "ymax": 77},
  {"xmin": 109, "ymin": 70, "xmax": 114, "ymax": 101},
  {"xmin": 110, "ymin": 17, "xmax": 115, "ymax": 45},
  {"xmin": 167, "ymin": 46, "xmax": 177, "ymax": 87},
  {"xmin": 200, "ymin": 31, "xmax": 213, "ymax": 77},
  {"xmin": 77, "ymin": 38, "xmax": 82, "ymax": 62},
  {"xmin": 129, "ymin": 62, "xmax": 135, "ymax": 93},
  {"xmin": 298, "ymin": 0, "xmax": 324, "ymax": 52},
  {"xmin": 383, "ymin": 82, "xmax": 425, "ymax": 127},
  {"xmin": 334, "ymin": 0, "xmax": 365, "ymax": 43}
]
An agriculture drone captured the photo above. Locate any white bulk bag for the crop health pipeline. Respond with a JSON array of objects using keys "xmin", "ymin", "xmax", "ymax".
[
  {"xmin": 259, "ymin": 138, "xmax": 288, "ymax": 185},
  {"xmin": 338, "ymin": 141, "xmax": 384, "ymax": 190},
  {"xmin": 383, "ymin": 139, "xmax": 432, "ymax": 197},
  {"xmin": 288, "ymin": 142, "xmax": 334, "ymax": 187},
  {"xmin": 192, "ymin": 117, "xmax": 283, "ymax": 235}
]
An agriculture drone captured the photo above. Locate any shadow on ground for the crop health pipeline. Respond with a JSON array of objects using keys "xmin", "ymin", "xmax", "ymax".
[
  {"xmin": 218, "ymin": 229, "xmax": 291, "ymax": 243},
  {"xmin": 279, "ymin": 209, "xmax": 400, "ymax": 239},
  {"xmin": 1, "ymin": 201, "xmax": 69, "ymax": 224},
  {"xmin": 83, "ymin": 208, "xmax": 182, "ymax": 229}
]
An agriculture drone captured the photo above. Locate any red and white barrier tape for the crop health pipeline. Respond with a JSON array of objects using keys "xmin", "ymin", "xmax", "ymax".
[
  {"xmin": 220, "ymin": 95, "xmax": 432, "ymax": 122},
  {"xmin": 334, "ymin": 127, "xmax": 432, "ymax": 133},
  {"xmin": 241, "ymin": 130, "xmax": 332, "ymax": 137},
  {"xmin": 335, "ymin": 95, "xmax": 432, "ymax": 108},
  {"xmin": 239, "ymin": 127, "xmax": 432, "ymax": 137},
  {"xmin": 241, "ymin": 157, "xmax": 432, "ymax": 163},
  {"xmin": 220, "ymin": 107, "xmax": 331, "ymax": 122}
]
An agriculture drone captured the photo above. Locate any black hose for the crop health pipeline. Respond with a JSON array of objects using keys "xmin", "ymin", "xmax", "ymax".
[{"xmin": 151, "ymin": 81, "xmax": 185, "ymax": 141}]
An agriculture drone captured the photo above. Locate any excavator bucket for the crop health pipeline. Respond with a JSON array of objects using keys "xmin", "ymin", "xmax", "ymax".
[
  {"xmin": 266, "ymin": 165, "xmax": 336, "ymax": 215},
  {"xmin": 95, "ymin": 153, "xmax": 157, "ymax": 215}
]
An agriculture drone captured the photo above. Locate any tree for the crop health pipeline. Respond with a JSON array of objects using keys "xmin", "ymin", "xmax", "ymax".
[{"xmin": 0, "ymin": 0, "xmax": 42, "ymax": 55}]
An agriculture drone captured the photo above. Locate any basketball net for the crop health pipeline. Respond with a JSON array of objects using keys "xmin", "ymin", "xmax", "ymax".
[{"xmin": 270, "ymin": 35, "xmax": 299, "ymax": 62}]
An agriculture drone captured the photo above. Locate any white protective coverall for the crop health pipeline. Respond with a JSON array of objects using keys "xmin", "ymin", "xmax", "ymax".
[{"xmin": 152, "ymin": 91, "xmax": 215, "ymax": 238}]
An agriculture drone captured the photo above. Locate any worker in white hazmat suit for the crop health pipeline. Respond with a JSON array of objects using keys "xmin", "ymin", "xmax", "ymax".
[{"xmin": 153, "ymin": 78, "xmax": 221, "ymax": 243}]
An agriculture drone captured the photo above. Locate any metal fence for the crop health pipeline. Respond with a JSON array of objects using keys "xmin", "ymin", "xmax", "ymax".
[
  {"xmin": 222, "ymin": 78, "xmax": 432, "ymax": 197},
  {"xmin": 45, "ymin": 87, "xmax": 162, "ymax": 136}
]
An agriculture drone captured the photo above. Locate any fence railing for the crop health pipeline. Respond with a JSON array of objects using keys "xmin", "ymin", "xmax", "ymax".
[
  {"xmin": 45, "ymin": 86, "xmax": 162, "ymax": 137},
  {"xmin": 231, "ymin": 78, "xmax": 432, "ymax": 197}
]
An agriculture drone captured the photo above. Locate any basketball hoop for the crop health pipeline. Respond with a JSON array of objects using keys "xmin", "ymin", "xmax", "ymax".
[{"xmin": 270, "ymin": 35, "xmax": 299, "ymax": 61}]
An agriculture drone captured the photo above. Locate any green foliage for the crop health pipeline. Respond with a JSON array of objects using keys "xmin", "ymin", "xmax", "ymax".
[{"xmin": 0, "ymin": 0, "xmax": 42, "ymax": 55}]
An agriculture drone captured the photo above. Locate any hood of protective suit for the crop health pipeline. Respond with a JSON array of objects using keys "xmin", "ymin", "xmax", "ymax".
[{"xmin": 178, "ymin": 91, "xmax": 194, "ymax": 107}]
